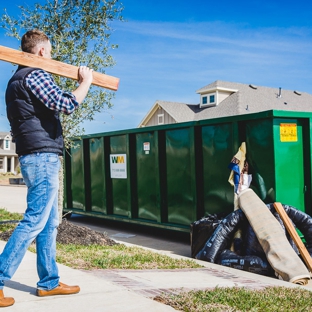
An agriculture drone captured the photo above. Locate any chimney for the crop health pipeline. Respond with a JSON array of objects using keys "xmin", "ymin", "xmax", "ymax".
[{"xmin": 278, "ymin": 87, "xmax": 282, "ymax": 98}]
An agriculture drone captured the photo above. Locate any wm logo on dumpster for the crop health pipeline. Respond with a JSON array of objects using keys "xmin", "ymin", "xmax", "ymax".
[
  {"xmin": 110, "ymin": 154, "xmax": 127, "ymax": 179},
  {"xmin": 111, "ymin": 155, "xmax": 125, "ymax": 163}
]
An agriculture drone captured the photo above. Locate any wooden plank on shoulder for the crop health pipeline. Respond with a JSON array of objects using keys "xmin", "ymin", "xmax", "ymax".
[
  {"xmin": 0, "ymin": 45, "xmax": 119, "ymax": 91},
  {"xmin": 273, "ymin": 202, "xmax": 312, "ymax": 272}
]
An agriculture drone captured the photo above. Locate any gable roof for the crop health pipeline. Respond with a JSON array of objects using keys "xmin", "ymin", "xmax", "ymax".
[
  {"xmin": 159, "ymin": 101, "xmax": 196, "ymax": 122},
  {"xmin": 139, "ymin": 80, "xmax": 312, "ymax": 127},
  {"xmin": 138, "ymin": 100, "xmax": 196, "ymax": 127},
  {"xmin": 0, "ymin": 132, "xmax": 11, "ymax": 140}
]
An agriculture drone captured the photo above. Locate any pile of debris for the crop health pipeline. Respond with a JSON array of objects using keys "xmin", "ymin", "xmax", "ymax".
[
  {"xmin": 191, "ymin": 189, "xmax": 312, "ymax": 285},
  {"xmin": 0, "ymin": 219, "xmax": 117, "ymax": 246}
]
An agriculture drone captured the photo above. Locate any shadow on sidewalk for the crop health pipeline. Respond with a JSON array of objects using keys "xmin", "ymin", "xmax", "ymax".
[{"xmin": 5, "ymin": 280, "xmax": 36, "ymax": 295}]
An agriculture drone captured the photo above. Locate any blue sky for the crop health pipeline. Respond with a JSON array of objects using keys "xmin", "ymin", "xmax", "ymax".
[{"xmin": 1, "ymin": 0, "xmax": 312, "ymax": 134}]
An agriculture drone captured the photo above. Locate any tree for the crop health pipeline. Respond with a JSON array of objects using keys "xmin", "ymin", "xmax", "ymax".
[
  {"xmin": 1, "ymin": 0, "xmax": 124, "ymax": 221},
  {"xmin": 1, "ymin": 0, "xmax": 124, "ymax": 147}
]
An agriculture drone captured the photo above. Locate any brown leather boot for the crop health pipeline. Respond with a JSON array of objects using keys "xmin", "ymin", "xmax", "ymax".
[
  {"xmin": 0, "ymin": 289, "xmax": 15, "ymax": 307},
  {"xmin": 36, "ymin": 282, "xmax": 80, "ymax": 297}
]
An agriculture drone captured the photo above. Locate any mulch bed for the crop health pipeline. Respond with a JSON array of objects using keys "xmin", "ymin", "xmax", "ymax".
[{"xmin": 0, "ymin": 219, "xmax": 118, "ymax": 246}]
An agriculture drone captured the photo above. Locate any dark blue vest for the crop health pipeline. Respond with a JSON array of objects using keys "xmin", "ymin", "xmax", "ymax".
[{"xmin": 6, "ymin": 66, "xmax": 64, "ymax": 156}]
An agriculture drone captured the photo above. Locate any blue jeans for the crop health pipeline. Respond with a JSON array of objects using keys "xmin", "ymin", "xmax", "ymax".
[{"xmin": 0, "ymin": 153, "xmax": 60, "ymax": 290}]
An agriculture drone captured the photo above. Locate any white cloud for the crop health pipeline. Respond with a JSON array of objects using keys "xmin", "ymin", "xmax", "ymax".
[
  {"xmin": 1, "ymin": 18, "xmax": 312, "ymax": 134},
  {"xmin": 114, "ymin": 20, "xmax": 312, "ymax": 53}
]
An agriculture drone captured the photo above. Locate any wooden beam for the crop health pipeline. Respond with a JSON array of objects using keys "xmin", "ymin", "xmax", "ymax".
[
  {"xmin": 273, "ymin": 202, "xmax": 312, "ymax": 272},
  {"xmin": 0, "ymin": 45, "xmax": 119, "ymax": 91}
]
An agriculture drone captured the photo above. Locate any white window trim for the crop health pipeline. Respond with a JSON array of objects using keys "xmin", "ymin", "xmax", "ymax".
[
  {"xmin": 4, "ymin": 139, "xmax": 10, "ymax": 150},
  {"xmin": 200, "ymin": 92, "xmax": 217, "ymax": 107},
  {"xmin": 202, "ymin": 96, "xmax": 208, "ymax": 105},
  {"xmin": 209, "ymin": 93, "xmax": 216, "ymax": 105},
  {"xmin": 158, "ymin": 114, "xmax": 164, "ymax": 125}
]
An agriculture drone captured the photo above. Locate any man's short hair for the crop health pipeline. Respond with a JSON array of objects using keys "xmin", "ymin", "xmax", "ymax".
[{"xmin": 21, "ymin": 29, "xmax": 49, "ymax": 53}]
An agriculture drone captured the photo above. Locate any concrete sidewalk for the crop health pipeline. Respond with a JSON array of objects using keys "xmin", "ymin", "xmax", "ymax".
[
  {"xmin": 0, "ymin": 184, "xmax": 312, "ymax": 311},
  {"xmin": 0, "ymin": 240, "xmax": 174, "ymax": 311},
  {"xmin": 1, "ymin": 239, "xmax": 310, "ymax": 312}
]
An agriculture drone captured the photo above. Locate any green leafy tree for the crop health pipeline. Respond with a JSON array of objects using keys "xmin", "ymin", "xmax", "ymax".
[
  {"xmin": 1, "ymin": 0, "xmax": 123, "ymax": 221},
  {"xmin": 1, "ymin": 0, "xmax": 124, "ymax": 147}
]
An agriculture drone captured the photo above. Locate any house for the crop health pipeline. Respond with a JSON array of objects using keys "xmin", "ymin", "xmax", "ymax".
[
  {"xmin": 138, "ymin": 80, "xmax": 312, "ymax": 127},
  {"xmin": 0, "ymin": 132, "xmax": 19, "ymax": 174}
]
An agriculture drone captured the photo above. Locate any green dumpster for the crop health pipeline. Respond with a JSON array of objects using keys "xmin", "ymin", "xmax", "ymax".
[{"xmin": 64, "ymin": 110, "xmax": 312, "ymax": 231}]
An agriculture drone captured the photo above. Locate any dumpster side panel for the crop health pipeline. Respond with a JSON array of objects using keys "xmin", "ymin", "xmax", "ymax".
[
  {"xmin": 89, "ymin": 137, "xmax": 106, "ymax": 213},
  {"xmin": 70, "ymin": 141, "xmax": 85, "ymax": 210},
  {"xmin": 110, "ymin": 135, "xmax": 129, "ymax": 217},
  {"xmin": 63, "ymin": 154, "xmax": 69, "ymax": 210},
  {"xmin": 307, "ymin": 118, "xmax": 312, "ymax": 216},
  {"xmin": 273, "ymin": 118, "xmax": 305, "ymax": 211},
  {"xmin": 201, "ymin": 123, "xmax": 235, "ymax": 215},
  {"xmin": 136, "ymin": 132, "xmax": 160, "ymax": 221},
  {"xmin": 245, "ymin": 118, "xmax": 276, "ymax": 203},
  {"xmin": 166, "ymin": 128, "xmax": 196, "ymax": 225}
]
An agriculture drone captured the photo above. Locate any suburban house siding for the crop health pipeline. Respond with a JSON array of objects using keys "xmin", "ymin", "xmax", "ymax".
[
  {"xmin": 0, "ymin": 132, "xmax": 19, "ymax": 174},
  {"xmin": 145, "ymin": 107, "xmax": 176, "ymax": 127},
  {"xmin": 218, "ymin": 90, "xmax": 234, "ymax": 104}
]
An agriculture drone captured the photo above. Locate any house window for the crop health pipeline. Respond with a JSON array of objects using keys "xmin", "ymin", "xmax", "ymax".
[
  {"xmin": 4, "ymin": 140, "xmax": 10, "ymax": 150},
  {"xmin": 0, "ymin": 158, "xmax": 3, "ymax": 169},
  {"xmin": 201, "ymin": 93, "xmax": 216, "ymax": 106},
  {"xmin": 158, "ymin": 114, "xmax": 164, "ymax": 125}
]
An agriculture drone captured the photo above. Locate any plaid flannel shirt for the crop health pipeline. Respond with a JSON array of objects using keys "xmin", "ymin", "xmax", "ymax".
[{"xmin": 25, "ymin": 69, "xmax": 79, "ymax": 115}]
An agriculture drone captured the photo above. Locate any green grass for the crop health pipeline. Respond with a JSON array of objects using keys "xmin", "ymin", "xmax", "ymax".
[
  {"xmin": 55, "ymin": 243, "xmax": 202, "ymax": 270},
  {"xmin": 1, "ymin": 208, "xmax": 312, "ymax": 311},
  {"xmin": 0, "ymin": 208, "xmax": 23, "ymax": 232},
  {"xmin": 0, "ymin": 208, "xmax": 22, "ymax": 221},
  {"xmin": 0, "ymin": 208, "xmax": 201, "ymax": 270},
  {"xmin": 156, "ymin": 286, "xmax": 312, "ymax": 312}
]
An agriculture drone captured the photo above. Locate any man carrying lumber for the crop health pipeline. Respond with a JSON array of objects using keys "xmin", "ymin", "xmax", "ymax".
[{"xmin": 0, "ymin": 29, "xmax": 93, "ymax": 307}]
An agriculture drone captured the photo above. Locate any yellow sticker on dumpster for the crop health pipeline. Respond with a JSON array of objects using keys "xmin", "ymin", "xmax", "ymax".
[{"xmin": 280, "ymin": 123, "xmax": 297, "ymax": 142}]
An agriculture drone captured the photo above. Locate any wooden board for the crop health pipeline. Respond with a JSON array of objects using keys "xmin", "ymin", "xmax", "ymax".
[
  {"xmin": 0, "ymin": 45, "xmax": 119, "ymax": 91},
  {"xmin": 273, "ymin": 202, "xmax": 312, "ymax": 272}
]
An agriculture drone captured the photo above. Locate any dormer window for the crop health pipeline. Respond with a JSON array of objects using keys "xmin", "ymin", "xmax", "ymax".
[
  {"xmin": 197, "ymin": 85, "xmax": 238, "ymax": 108},
  {"xmin": 209, "ymin": 94, "xmax": 216, "ymax": 104},
  {"xmin": 201, "ymin": 93, "xmax": 216, "ymax": 107}
]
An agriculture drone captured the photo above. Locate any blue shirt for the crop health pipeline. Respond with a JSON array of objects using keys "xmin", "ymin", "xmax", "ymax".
[{"xmin": 25, "ymin": 69, "xmax": 79, "ymax": 115}]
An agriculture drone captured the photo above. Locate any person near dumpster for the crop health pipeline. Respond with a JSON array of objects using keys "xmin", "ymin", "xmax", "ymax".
[{"xmin": 0, "ymin": 29, "xmax": 93, "ymax": 307}]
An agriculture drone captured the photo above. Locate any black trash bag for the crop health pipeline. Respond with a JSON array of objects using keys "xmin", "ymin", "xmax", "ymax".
[
  {"xmin": 194, "ymin": 202, "xmax": 312, "ymax": 276},
  {"xmin": 267, "ymin": 205, "xmax": 299, "ymax": 253},
  {"xmin": 232, "ymin": 236, "xmax": 244, "ymax": 255},
  {"xmin": 190, "ymin": 212, "xmax": 226, "ymax": 258},
  {"xmin": 243, "ymin": 204, "xmax": 298, "ymax": 257},
  {"xmin": 267, "ymin": 203, "xmax": 312, "ymax": 257},
  {"xmin": 195, "ymin": 209, "xmax": 247, "ymax": 262},
  {"xmin": 218, "ymin": 249, "xmax": 275, "ymax": 277},
  {"xmin": 243, "ymin": 223, "xmax": 266, "ymax": 258}
]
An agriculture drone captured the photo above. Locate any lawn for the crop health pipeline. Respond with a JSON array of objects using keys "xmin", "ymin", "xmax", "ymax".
[{"xmin": 1, "ymin": 207, "xmax": 311, "ymax": 311}]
